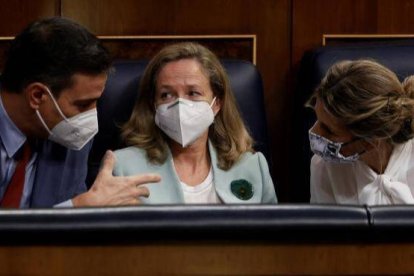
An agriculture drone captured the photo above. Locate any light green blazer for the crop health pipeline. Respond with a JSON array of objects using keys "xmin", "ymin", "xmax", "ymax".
[{"xmin": 113, "ymin": 142, "xmax": 277, "ymax": 204}]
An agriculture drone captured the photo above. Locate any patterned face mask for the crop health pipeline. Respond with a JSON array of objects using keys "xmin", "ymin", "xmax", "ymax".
[{"xmin": 308, "ymin": 130, "xmax": 361, "ymax": 164}]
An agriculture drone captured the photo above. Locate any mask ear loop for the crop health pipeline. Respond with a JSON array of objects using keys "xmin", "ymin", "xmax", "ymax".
[
  {"xmin": 35, "ymin": 86, "xmax": 67, "ymax": 136},
  {"xmin": 210, "ymin": 97, "xmax": 217, "ymax": 108},
  {"xmin": 338, "ymin": 137, "xmax": 358, "ymax": 156},
  {"xmin": 341, "ymin": 137, "xmax": 368, "ymax": 157},
  {"xmin": 210, "ymin": 97, "xmax": 218, "ymax": 117},
  {"xmin": 355, "ymin": 140, "xmax": 368, "ymax": 156},
  {"xmin": 43, "ymin": 87, "xmax": 69, "ymax": 121},
  {"xmin": 35, "ymin": 110, "xmax": 53, "ymax": 135},
  {"xmin": 342, "ymin": 137, "xmax": 360, "ymax": 147}
]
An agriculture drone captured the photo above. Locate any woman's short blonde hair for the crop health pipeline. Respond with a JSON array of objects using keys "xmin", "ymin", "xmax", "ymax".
[
  {"xmin": 122, "ymin": 42, "xmax": 254, "ymax": 170},
  {"xmin": 307, "ymin": 59, "xmax": 414, "ymax": 144}
]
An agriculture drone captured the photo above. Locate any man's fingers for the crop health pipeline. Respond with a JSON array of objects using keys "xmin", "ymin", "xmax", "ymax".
[
  {"xmin": 135, "ymin": 186, "xmax": 150, "ymax": 198},
  {"xmin": 118, "ymin": 197, "xmax": 140, "ymax": 206},
  {"xmin": 99, "ymin": 150, "xmax": 116, "ymax": 174},
  {"xmin": 129, "ymin": 173, "xmax": 161, "ymax": 187}
]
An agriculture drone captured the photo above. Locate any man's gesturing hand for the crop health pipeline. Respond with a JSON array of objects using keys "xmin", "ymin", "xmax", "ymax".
[{"xmin": 73, "ymin": 150, "xmax": 161, "ymax": 207}]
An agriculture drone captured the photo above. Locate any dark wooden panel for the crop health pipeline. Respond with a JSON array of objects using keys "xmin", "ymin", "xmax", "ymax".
[
  {"xmin": 292, "ymin": 0, "xmax": 378, "ymax": 65},
  {"xmin": 2, "ymin": 243, "xmax": 414, "ymax": 275},
  {"xmin": 293, "ymin": 0, "xmax": 414, "ymax": 65},
  {"xmin": 0, "ymin": 0, "xmax": 58, "ymax": 36},
  {"xmin": 0, "ymin": 0, "xmax": 58, "ymax": 71},
  {"xmin": 62, "ymin": 0, "xmax": 291, "ymax": 200},
  {"xmin": 377, "ymin": 0, "xmax": 414, "ymax": 33},
  {"xmin": 100, "ymin": 36, "xmax": 255, "ymax": 62},
  {"xmin": 0, "ymin": 36, "xmax": 255, "ymax": 71}
]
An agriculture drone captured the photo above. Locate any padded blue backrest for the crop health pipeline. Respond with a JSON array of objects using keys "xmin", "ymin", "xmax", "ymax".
[
  {"xmin": 291, "ymin": 40, "xmax": 414, "ymax": 202},
  {"xmin": 86, "ymin": 59, "xmax": 269, "ymax": 186},
  {"xmin": 0, "ymin": 205, "xmax": 370, "ymax": 243}
]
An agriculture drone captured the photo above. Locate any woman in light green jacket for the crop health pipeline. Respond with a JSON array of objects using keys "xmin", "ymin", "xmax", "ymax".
[{"xmin": 113, "ymin": 42, "xmax": 277, "ymax": 204}]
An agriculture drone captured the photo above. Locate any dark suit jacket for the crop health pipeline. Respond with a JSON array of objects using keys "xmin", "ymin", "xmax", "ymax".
[{"xmin": 29, "ymin": 140, "xmax": 92, "ymax": 207}]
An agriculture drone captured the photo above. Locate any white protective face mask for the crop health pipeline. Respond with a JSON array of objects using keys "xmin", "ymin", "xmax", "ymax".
[
  {"xmin": 35, "ymin": 87, "xmax": 99, "ymax": 151},
  {"xmin": 155, "ymin": 97, "xmax": 216, "ymax": 147}
]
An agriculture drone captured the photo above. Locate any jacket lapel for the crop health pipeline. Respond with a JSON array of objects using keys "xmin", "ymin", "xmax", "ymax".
[{"xmin": 209, "ymin": 141, "xmax": 241, "ymax": 203}]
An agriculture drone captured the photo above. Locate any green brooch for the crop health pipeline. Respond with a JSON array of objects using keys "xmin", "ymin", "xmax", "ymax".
[{"xmin": 231, "ymin": 179, "xmax": 253, "ymax": 200}]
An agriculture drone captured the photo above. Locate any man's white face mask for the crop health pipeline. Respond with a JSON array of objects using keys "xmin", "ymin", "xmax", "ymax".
[
  {"xmin": 35, "ymin": 87, "xmax": 98, "ymax": 151},
  {"xmin": 155, "ymin": 97, "xmax": 216, "ymax": 147}
]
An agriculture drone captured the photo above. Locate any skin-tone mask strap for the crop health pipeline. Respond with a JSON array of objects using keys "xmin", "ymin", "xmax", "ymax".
[
  {"xmin": 342, "ymin": 138, "xmax": 360, "ymax": 147},
  {"xmin": 35, "ymin": 110, "xmax": 53, "ymax": 135},
  {"xmin": 210, "ymin": 97, "xmax": 216, "ymax": 107},
  {"xmin": 342, "ymin": 137, "xmax": 367, "ymax": 156},
  {"xmin": 43, "ymin": 87, "xmax": 68, "ymax": 121}
]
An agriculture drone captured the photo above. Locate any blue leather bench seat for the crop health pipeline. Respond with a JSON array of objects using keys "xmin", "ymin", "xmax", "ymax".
[
  {"xmin": 369, "ymin": 206, "xmax": 414, "ymax": 242},
  {"xmin": 0, "ymin": 205, "xmax": 369, "ymax": 244},
  {"xmin": 4, "ymin": 204, "xmax": 414, "ymax": 244}
]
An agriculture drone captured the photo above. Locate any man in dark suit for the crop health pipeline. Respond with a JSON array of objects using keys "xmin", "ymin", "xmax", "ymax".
[{"xmin": 0, "ymin": 17, "xmax": 160, "ymax": 208}]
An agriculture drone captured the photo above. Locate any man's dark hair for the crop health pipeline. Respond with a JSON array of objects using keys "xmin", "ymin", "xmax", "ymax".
[{"xmin": 1, "ymin": 17, "xmax": 111, "ymax": 96}]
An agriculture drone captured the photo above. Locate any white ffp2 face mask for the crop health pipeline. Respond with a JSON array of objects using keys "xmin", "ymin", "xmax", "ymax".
[
  {"xmin": 35, "ymin": 87, "xmax": 99, "ymax": 151},
  {"xmin": 155, "ymin": 97, "xmax": 216, "ymax": 147}
]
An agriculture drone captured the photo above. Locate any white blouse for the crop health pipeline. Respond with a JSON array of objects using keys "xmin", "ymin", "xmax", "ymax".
[
  {"xmin": 180, "ymin": 167, "xmax": 221, "ymax": 204},
  {"xmin": 310, "ymin": 139, "xmax": 414, "ymax": 205}
]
